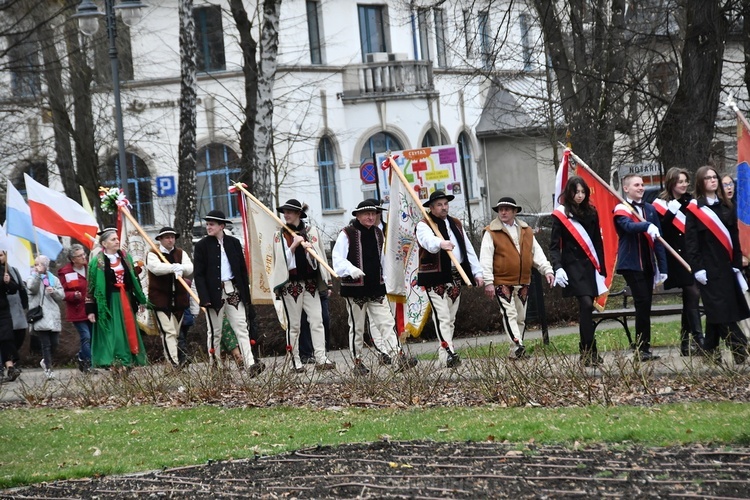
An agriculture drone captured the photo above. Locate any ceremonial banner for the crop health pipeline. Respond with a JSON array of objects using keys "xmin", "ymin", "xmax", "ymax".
[
  {"xmin": 118, "ymin": 208, "xmax": 158, "ymax": 336},
  {"xmin": 5, "ymin": 180, "xmax": 63, "ymax": 259},
  {"xmin": 384, "ymin": 168, "xmax": 430, "ymax": 336},
  {"xmin": 244, "ymin": 194, "xmax": 287, "ymax": 329},
  {"xmin": 577, "ymin": 167, "xmax": 619, "ymax": 310},
  {"xmin": 25, "ymin": 173, "xmax": 98, "ymax": 249},
  {"xmin": 736, "ymin": 120, "xmax": 750, "ymax": 257}
]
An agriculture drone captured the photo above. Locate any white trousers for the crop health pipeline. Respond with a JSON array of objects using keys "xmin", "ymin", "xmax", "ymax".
[
  {"xmin": 206, "ymin": 281, "xmax": 255, "ymax": 367},
  {"xmin": 155, "ymin": 310, "xmax": 182, "ymax": 365},
  {"xmin": 279, "ymin": 281, "xmax": 329, "ymax": 367},
  {"xmin": 493, "ymin": 284, "xmax": 529, "ymax": 353},
  {"xmin": 345, "ymin": 296, "xmax": 400, "ymax": 360},
  {"xmin": 425, "ymin": 282, "xmax": 462, "ymax": 365}
]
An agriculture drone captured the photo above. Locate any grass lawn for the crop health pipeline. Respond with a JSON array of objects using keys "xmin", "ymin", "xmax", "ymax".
[{"xmin": 3, "ymin": 401, "xmax": 750, "ymax": 488}]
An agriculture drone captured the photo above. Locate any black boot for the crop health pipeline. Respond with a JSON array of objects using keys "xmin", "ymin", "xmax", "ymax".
[
  {"xmin": 680, "ymin": 329, "xmax": 691, "ymax": 357},
  {"xmin": 686, "ymin": 309, "xmax": 705, "ymax": 355}
]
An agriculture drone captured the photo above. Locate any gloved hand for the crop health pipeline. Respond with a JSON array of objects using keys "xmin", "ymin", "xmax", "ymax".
[
  {"xmin": 733, "ymin": 267, "xmax": 742, "ymax": 275},
  {"xmin": 659, "ymin": 273, "xmax": 668, "ymax": 284},
  {"xmin": 349, "ymin": 268, "xmax": 366, "ymax": 279},
  {"xmin": 554, "ymin": 268, "xmax": 568, "ymax": 288},
  {"xmin": 694, "ymin": 269, "xmax": 707, "ymax": 285},
  {"xmin": 646, "ymin": 224, "xmax": 660, "ymax": 240},
  {"xmin": 667, "ymin": 199, "xmax": 681, "ymax": 213},
  {"xmin": 171, "ymin": 263, "xmax": 183, "ymax": 275}
]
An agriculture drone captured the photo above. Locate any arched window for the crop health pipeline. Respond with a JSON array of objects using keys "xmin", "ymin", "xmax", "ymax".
[
  {"xmin": 359, "ymin": 132, "xmax": 404, "ymax": 201},
  {"xmin": 458, "ymin": 132, "xmax": 475, "ymax": 199},
  {"xmin": 318, "ymin": 136, "xmax": 340, "ymax": 210},
  {"xmin": 421, "ymin": 128, "xmax": 448, "ymax": 148},
  {"xmin": 103, "ymin": 153, "xmax": 154, "ymax": 225},
  {"xmin": 196, "ymin": 143, "xmax": 241, "ymax": 219}
]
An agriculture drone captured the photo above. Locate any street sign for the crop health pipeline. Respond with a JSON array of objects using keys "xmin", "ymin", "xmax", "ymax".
[
  {"xmin": 156, "ymin": 176, "xmax": 176, "ymax": 197},
  {"xmin": 360, "ymin": 161, "xmax": 377, "ymax": 184}
]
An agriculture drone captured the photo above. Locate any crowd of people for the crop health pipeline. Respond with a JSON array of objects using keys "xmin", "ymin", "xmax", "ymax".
[{"xmin": 2, "ymin": 167, "xmax": 749, "ymax": 382}]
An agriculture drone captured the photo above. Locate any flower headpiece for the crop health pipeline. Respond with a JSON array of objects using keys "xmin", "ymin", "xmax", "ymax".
[{"xmin": 99, "ymin": 186, "xmax": 131, "ymax": 214}]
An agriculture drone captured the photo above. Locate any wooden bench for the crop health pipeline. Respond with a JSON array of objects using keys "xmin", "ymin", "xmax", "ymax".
[{"xmin": 592, "ymin": 286, "xmax": 698, "ymax": 347}]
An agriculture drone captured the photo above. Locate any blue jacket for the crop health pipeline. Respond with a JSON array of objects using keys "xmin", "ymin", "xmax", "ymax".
[{"xmin": 614, "ymin": 202, "xmax": 668, "ymax": 275}]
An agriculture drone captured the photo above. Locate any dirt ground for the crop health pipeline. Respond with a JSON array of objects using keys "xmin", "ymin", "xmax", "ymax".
[{"xmin": 5, "ymin": 440, "xmax": 750, "ymax": 499}]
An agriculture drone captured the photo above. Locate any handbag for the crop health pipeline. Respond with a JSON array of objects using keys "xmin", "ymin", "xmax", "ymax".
[{"xmin": 26, "ymin": 277, "xmax": 45, "ymax": 324}]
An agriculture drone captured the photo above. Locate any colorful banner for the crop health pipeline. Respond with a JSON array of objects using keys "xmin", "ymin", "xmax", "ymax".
[
  {"xmin": 5, "ymin": 179, "xmax": 63, "ymax": 259},
  {"xmin": 736, "ymin": 120, "xmax": 750, "ymax": 258}
]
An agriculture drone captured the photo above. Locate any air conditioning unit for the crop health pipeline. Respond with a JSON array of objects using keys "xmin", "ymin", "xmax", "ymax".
[
  {"xmin": 388, "ymin": 53, "xmax": 409, "ymax": 61},
  {"xmin": 365, "ymin": 52, "xmax": 389, "ymax": 63}
]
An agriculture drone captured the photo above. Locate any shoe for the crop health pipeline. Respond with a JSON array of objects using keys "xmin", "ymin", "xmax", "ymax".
[
  {"xmin": 44, "ymin": 370, "xmax": 56, "ymax": 380},
  {"xmin": 294, "ymin": 366, "xmax": 306, "ymax": 373},
  {"xmin": 315, "ymin": 360, "xmax": 336, "ymax": 371},
  {"xmin": 300, "ymin": 356, "xmax": 317, "ymax": 365},
  {"xmin": 40, "ymin": 359, "xmax": 46, "ymax": 371},
  {"xmin": 379, "ymin": 353, "xmax": 393, "ymax": 366},
  {"xmin": 77, "ymin": 357, "xmax": 86, "ymax": 372},
  {"xmin": 353, "ymin": 360, "xmax": 370, "ymax": 376},
  {"xmin": 247, "ymin": 362, "xmax": 266, "ymax": 378},
  {"xmin": 582, "ymin": 354, "xmax": 604, "ymax": 367},
  {"xmin": 636, "ymin": 351, "xmax": 661, "ymax": 362},
  {"xmin": 446, "ymin": 352, "xmax": 461, "ymax": 369},
  {"xmin": 394, "ymin": 353, "xmax": 418, "ymax": 373},
  {"xmin": 6, "ymin": 365, "xmax": 21, "ymax": 382},
  {"xmin": 514, "ymin": 345, "xmax": 527, "ymax": 360}
]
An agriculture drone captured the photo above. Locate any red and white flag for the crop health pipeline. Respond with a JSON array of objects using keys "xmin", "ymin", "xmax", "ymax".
[{"xmin": 24, "ymin": 174, "xmax": 98, "ymax": 249}]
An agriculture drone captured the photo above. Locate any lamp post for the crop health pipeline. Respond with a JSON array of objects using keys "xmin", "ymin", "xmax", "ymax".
[{"xmin": 74, "ymin": 0, "xmax": 145, "ymax": 199}]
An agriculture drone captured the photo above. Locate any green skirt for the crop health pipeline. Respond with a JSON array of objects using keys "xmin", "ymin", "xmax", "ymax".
[{"xmin": 92, "ymin": 292, "xmax": 148, "ymax": 368}]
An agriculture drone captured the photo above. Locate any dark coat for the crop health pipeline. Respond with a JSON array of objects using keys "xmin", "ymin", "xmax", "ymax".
[
  {"xmin": 656, "ymin": 194, "xmax": 694, "ymax": 289},
  {"xmin": 684, "ymin": 198, "xmax": 750, "ymax": 323},
  {"xmin": 0, "ymin": 270, "xmax": 20, "ymax": 342},
  {"xmin": 614, "ymin": 202, "xmax": 667, "ymax": 276},
  {"xmin": 550, "ymin": 209, "xmax": 606, "ymax": 298},
  {"xmin": 193, "ymin": 234, "xmax": 250, "ymax": 312}
]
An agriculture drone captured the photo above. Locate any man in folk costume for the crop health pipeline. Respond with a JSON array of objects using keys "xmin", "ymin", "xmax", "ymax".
[
  {"xmin": 146, "ymin": 227, "xmax": 194, "ymax": 368},
  {"xmin": 480, "ymin": 197, "xmax": 554, "ymax": 359},
  {"xmin": 333, "ymin": 199, "xmax": 418, "ymax": 375},
  {"xmin": 271, "ymin": 199, "xmax": 336, "ymax": 372},
  {"xmin": 613, "ymin": 174, "xmax": 668, "ymax": 362},
  {"xmin": 416, "ymin": 190, "xmax": 484, "ymax": 368},
  {"xmin": 193, "ymin": 210, "xmax": 265, "ymax": 377}
]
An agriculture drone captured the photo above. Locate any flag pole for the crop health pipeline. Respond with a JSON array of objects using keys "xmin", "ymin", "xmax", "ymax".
[
  {"xmin": 726, "ymin": 95, "xmax": 750, "ymax": 131},
  {"xmin": 117, "ymin": 205, "xmax": 201, "ymax": 304},
  {"xmin": 230, "ymin": 182, "xmax": 338, "ymax": 279},
  {"xmin": 385, "ymin": 154, "xmax": 473, "ymax": 286},
  {"xmin": 559, "ymin": 143, "xmax": 691, "ymax": 273}
]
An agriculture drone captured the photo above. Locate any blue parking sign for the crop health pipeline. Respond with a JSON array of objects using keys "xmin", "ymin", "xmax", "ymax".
[{"xmin": 156, "ymin": 176, "xmax": 176, "ymax": 197}]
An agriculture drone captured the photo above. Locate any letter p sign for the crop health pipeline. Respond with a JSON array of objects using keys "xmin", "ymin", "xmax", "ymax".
[{"xmin": 156, "ymin": 176, "xmax": 176, "ymax": 197}]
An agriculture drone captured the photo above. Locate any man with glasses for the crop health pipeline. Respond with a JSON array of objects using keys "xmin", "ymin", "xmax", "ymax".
[{"xmin": 58, "ymin": 244, "xmax": 94, "ymax": 373}]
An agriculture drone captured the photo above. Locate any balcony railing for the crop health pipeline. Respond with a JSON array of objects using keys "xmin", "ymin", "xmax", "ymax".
[{"xmin": 342, "ymin": 58, "xmax": 435, "ymax": 100}]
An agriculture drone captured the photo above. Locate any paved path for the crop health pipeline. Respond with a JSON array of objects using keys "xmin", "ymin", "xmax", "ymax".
[{"xmin": 0, "ymin": 315, "xmax": 728, "ymax": 403}]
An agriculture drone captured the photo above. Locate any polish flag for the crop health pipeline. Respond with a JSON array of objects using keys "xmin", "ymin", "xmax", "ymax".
[{"xmin": 24, "ymin": 174, "xmax": 99, "ymax": 249}]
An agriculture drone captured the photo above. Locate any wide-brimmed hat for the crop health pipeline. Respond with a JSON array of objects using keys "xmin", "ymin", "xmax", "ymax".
[
  {"xmin": 203, "ymin": 210, "xmax": 232, "ymax": 225},
  {"xmin": 422, "ymin": 190, "xmax": 455, "ymax": 208},
  {"xmin": 276, "ymin": 199, "xmax": 307, "ymax": 219},
  {"xmin": 352, "ymin": 199, "xmax": 387, "ymax": 216},
  {"xmin": 492, "ymin": 197, "xmax": 522, "ymax": 213},
  {"xmin": 155, "ymin": 226, "xmax": 179, "ymax": 240},
  {"xmin": 97, "ymin": 227, "xmax": 118, "ymax": 238}
]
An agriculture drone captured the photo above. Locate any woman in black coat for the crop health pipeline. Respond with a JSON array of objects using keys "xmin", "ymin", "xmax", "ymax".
[
  {"xmin": 0, "ymin": 267, "xmax": 21, "ymax": 381},
  {"xmin": 550, "ymin": 176, "xmax": 607, "ymax": 366},
  {"xmin": 653, "ymin": 167, "xmax": 704, "ymax": 356},
  {"xmin": 684, "ymin": 166, "xmax": 749, "ymax": 365}
]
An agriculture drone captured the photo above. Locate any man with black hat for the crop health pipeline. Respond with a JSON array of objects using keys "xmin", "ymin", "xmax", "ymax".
[
  {"xmin": 333, "ymin": 199, "xmax": 418, "ymax": 375},
  {"xmin": 194, "ymin": 210, "xmax": 265, "ymax": 376},
  {"xmin": 146, "ymin": 227, "xmax": 194, "ymax": 368},
  {"xmin": 480, "ymin": 197, "xmax": 554, "ymax": 359},
  {"xmin": 416, "ymin": 190, "xmax": 484, "ymax": 368},
  {"xmin": 271, "ymin": 199, "xmax": 336, "ymax": 372}
]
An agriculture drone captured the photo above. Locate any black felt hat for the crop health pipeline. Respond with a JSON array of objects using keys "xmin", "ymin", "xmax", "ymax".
[
  {"xmin": 492, "ymin": 197, "xmax": 522, "ymax": 213},
  {"xmin": 276, "ymin": 199, "xmax": 307, "ymax": 219},
  {"xmin": 155, "ymin": 226, "xmax": 179, "ymax": 239},
  {"xmin": 203, "ymin": 210, "xmax": 232, "ymax": 224},
  {"xmin": 351, "ymin": 199, "xmax": 387, "ymax": 216},
  {"xmin": 422, "ymin": 190, "xmax": 455, "ymax": 208}
]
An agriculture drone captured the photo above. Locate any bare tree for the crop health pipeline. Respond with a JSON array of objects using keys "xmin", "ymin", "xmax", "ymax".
[{"xmin": 174, "ymin": 0, "xmax": 198, "ymax": 253}]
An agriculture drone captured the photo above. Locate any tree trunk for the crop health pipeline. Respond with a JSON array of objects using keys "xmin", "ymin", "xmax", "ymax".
[
  {"xmin": 228, "ymin": 0, "xmax": 258, "ymax": 196},
  {"xmin": 254, "ymin": 0, "xmax": 282, "ymax": 207},
  {"xmin": 34, "ymin": 8, "xmax": 78, "ymax": 198},
  {"xmin": 64, "ymin": 10, "xmax": 99, "ymax": 208},
  {"xmin": 658, "ymin": 0, "xmax": 727, "ymax": 174},
  {"xmin": 174, "ymin": 0, "xmax": 198, "ymax": 254}
]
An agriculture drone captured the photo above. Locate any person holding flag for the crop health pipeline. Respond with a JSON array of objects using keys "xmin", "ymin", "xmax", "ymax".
[
  {"xmin": 613, "ymin": 174, "xmax": 668, "ymax": 362},
  {"xmin": 550, "ymin": 177, "xmax": 608, "ymax": 366},
  {"xmin": 685, "ymin": 166, "xmax": 749, "ymax": 365},
  {"xmin": 654, "ymin": 168, "xmax": 705, "ymax": 356}
]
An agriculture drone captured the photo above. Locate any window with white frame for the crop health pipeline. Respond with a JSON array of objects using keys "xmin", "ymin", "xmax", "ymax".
[
  {"xmin": 417, "ymin": 8, "xmax": 431, "ymax": 61},
  {"xmin": 458, "ymin": 132, "xmax": 475, "ymax": 199},
  {"xmin": 359, "ymin": 132, "xmax": 403, "ymax": 201},
  {"xmin": 306, "ymin": 0, "xmax": 323, "ymax": 65},
  {"xmin": 478, "ymin": 10, "xmax": 492, "ymax": 70},
  {"xmin": 194, "ymin": 5, "xmax": 226, "ymax": 72},
  {"xmin": 358, "ymin": 4, "xmax": 387, "ymax": 62},
  {"xmin": 434, "ymin": 8, "xmax": 447, "ymax": 67},
  {"xmin": 318, "ymin": 136, "xmax": 340, "ymax": 211},
  {"xmin": 196, "ymin": 143, "xmax": 240, "ymax": 219},
  {"xmin": 8, "ymin": 35, "xmax": 41, "ymax": 98},
  {"xmin": 103, "ymin": 153, "xmax": 154, "ymax": 226},
  {"xmin": 462, "ymin": 10, "xmax": 473, "ymax": 59},
  {"xmin": 519, "ymin": 13, "xmax": 532, "ymax": 71}
]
